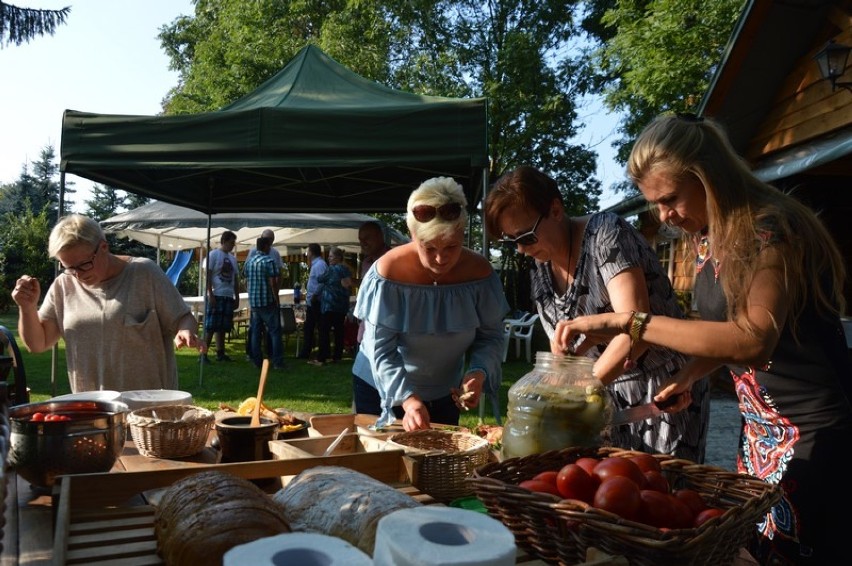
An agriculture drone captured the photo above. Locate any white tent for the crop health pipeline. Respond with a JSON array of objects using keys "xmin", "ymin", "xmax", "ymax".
[{"xmin": 101, "ymin": 200, "xmax": 408, "ymax": 255}]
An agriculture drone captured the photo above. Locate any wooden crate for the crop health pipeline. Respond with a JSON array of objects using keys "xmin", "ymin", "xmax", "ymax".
[
  {"xmin": 270, "ymin": 432, "xmax": 390, "ymax": 459},
  {"xmin": 308, "ymin": 413, "xmax": 393, "ymax": 438},
  {"xmin": 52, "ymin": 454, "xmax": 416, "ymax": 565}
]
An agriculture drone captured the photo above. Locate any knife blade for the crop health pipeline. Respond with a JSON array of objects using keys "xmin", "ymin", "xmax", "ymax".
[{"xmin": 610, "ymin": 394, "xmax": 683, "ymax": 426}]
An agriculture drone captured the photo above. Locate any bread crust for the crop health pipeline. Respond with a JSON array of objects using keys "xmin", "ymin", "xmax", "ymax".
[
  {"xmin": 272, "ymin": 466, "xmax": 421, "ymax": 555},
  {"xmin": 155, "ymin": 471, "xmax": 289, "ymax": 565}
]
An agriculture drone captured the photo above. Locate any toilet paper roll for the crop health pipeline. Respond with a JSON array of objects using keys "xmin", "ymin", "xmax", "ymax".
[
  {"xmin": 223, "ymin": 533, "xmax": 372, "ymax": 566},
  {"xmin": 373, "ymin": 506, "xmax": 516, "ymax": 566}
]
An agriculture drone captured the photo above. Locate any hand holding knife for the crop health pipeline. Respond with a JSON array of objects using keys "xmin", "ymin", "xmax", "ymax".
[{"xmin": 610, "ymin": 393, "xmax": 685, "ymax": 426}]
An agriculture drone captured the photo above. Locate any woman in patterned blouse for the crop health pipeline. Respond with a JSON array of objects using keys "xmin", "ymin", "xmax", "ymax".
[{"xmin": 485, "ymin": 165, "xmax": 709, "ymax": 463}]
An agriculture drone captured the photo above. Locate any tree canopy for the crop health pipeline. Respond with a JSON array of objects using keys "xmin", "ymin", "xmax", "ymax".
[
  {"xmin": 158, "ymin": 0, "xmax": 601, "ymax": 215},
  {"xmin": 581, "ymin": 0, "xmax": 745, "ymax": 190},
  {"xmin": 0, "ymin": 1, "xmax": 70, "ymax": 47}
]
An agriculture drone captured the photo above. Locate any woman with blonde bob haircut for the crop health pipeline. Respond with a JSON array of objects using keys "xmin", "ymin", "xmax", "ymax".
[
  {"xmin": 12, "ymin": 214, "xmax": 201, "ymax": 393},
  {"xmin": 353, "ymin": 177, "xmax": 509, "ymax": 430},
  {"xmin": 405, "ymin": 176, "xmax": 469, "ymax": 243},
  {"xmin": 552, "ymin": 114, "xmax": 851, "ymax": 564}
]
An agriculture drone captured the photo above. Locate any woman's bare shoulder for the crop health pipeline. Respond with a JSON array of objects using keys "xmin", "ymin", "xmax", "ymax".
[{"xmin": 375, "ymin": 244, "xmax": 414, "ymax": 280}]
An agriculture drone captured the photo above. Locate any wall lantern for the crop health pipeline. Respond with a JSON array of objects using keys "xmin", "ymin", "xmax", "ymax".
[{"xmin": 813, "ymin": 39, "xmax": 852, "ymax": 92}]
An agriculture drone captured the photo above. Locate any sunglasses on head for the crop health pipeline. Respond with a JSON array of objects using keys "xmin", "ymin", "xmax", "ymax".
[
  {"xmin": 412, "ymin": 202, "xmax": 463, "ymax": 223},
  {"xmin": 499, "ymin": 214, "xmax": 544, "ymax": 249}
]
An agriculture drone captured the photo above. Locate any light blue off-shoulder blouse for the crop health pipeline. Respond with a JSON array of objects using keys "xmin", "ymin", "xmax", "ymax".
[{"xmin": 353, "ymin": 264, "xmax": 509, "ymax": 424}]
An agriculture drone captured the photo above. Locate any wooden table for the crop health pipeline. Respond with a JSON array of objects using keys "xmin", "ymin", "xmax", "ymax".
[
  {"xmin": 1, "ymin": 438, "xmax": 220, "ymax": 566},
  {"xmin": 2, "ymin": 418, "xmax": 756, "ymax": 566},
  {"xmin": 3, "ymin": 422, "xmax": 553, "ymax": 566}
]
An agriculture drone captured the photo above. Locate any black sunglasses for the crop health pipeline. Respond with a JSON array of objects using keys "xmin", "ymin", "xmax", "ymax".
[
  {"xmin": 499, "ymin": 214, "xmax": 544, "ymax": 249},
  {"xmin": 412, "ymin": 202, "xmax": 463, "ymax": 223}
]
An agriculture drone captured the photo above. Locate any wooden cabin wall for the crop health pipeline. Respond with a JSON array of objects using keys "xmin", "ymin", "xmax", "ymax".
[{"xmin": 746, "ymin": 2, "xmax": 852, "ymax": 161}]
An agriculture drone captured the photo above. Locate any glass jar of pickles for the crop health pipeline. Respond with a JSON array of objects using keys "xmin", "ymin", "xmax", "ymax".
[{"xmin": 501, "ymin": 352, "xmax": 609, "ymax": 459}]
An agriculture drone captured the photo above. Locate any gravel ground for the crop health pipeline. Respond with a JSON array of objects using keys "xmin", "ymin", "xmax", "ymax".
[{"xmin": 703, "ymin": 387, "xmax": 741, "ymax": 470}]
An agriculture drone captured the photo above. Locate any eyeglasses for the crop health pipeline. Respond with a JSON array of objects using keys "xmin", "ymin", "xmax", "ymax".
[
  {"xmin": 499, "ymin": 215, "xmax": 544, "ymax": 249},
  {"xmin": 59, "ymin": 245, "xmax": 100, "ymax": 274},
  {"xmin": 411, "ymin": 202, "xmax": 463, "ymax": 223}
]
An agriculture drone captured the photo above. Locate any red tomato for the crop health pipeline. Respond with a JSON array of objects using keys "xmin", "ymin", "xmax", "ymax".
[
  {"xmin": 44, "ymin": 414, "xmax": 58, "ymax": 421},
  {"xmin": 664, "ymin": 494, "xmax": 695, "ymax": 528},
  {"xmin": 629, "ymin": 453, "xmax": 662, "ymax": 474},
  {"xmin": 30, "ymin": 412, "xmax": 45, "ymax": 422},
  {"xmin": 593, "ymin": 476, "xmax": 642, "ymax": 521},
  {"xmin": 638, "ymin": 489, "xmax": 676, "ymax": 528},
  {"xmin": 556, "ymin": 464, "xmax": 597, "ymax": 503},
  {"xmin": 673, "ymin": 488, "xmax": 707, "ymax": 516},
  {"xmin": 532, "ymin": 470, "xmax": 559, "ymax": 486},
  {"xmin": 593, "ymin": 457, "xmax": 646, "ymax": 489},
  {"xmin": 694, "ymin": 507, "xmax": 725, "ymax": 528},
  {"xmin": 643, "ymin": 470, "xmax": 670, "ymax": 493},
  {"xmin": 519, "ymin": 479, "xmax": 561, "ymax": 497},
  {"xmin": 575, "ymin": 457, "xmax": 599, "ymax": 477}
]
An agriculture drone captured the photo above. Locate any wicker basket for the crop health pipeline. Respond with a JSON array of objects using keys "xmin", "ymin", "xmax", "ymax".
[
  {"xmin": 467, "ymin": 446, "xmax": 782, "ymax": 566},
  {"xmin": 127, "ymin": 404, "xmax": 214, "ymax": 459},
  {"xmin": 387, "ymin": 429, "xmax": 489, "ymax": 503}
]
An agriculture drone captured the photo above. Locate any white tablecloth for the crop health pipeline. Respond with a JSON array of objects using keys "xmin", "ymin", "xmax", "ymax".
[{"xmin": 184, "ymin": 289, "xmax": 296, "ymax": 315}]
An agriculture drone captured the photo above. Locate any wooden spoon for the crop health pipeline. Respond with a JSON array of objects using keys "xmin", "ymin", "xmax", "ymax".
[{"xmin": 250, "ymin": 359, "xmax": 270, "ymax": 427}]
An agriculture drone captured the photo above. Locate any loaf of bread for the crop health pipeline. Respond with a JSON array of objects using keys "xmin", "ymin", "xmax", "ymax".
[
  {"xmin": 272, "ymin": 466, "xmax": 421, "ymax": 555},
  {"xmin": 155, "ymin": 471, "xmax": 290, "ymax": 566}
]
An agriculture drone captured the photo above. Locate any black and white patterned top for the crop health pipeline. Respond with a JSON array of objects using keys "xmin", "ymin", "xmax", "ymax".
[{"xmin": 530, "ymin": 212, "xmax": 709, "ymax": 462}]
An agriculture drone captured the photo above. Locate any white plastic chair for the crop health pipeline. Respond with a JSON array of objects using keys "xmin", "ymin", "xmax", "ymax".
[
  {"xmin": 501, "ymin": 312, "xmax": 533, "ymax": 362},
  {"xmin": 510, "ymin": 314, "xmax": 539, "ymax": 363}
]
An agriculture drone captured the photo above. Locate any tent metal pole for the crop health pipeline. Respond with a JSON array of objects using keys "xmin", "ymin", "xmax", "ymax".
[
  {"xmin": 51, "ymin": 173, "xmax": 69, "ymax": 397},
  {"xmin": 480, "ymin": 168, "xmax": 489, "ymax": 255},
  {"xmin": 199, "ymin": 182, "xmax": 214, "ymax": 385},
  {"xmin": 479, "ymin": 168, "xmax": 488, "ymax": 422}
]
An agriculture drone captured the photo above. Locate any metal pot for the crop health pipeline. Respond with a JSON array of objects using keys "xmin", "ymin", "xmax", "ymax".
[{"xmin": 8, "ymin": 400, "xmax": 128, "ymax": 488}]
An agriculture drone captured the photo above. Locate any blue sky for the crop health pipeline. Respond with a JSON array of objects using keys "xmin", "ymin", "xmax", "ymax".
[
  {"xmin": 1, "ymin": 0, "xmax": 624, "ymax": 211},
  {"xmin": 0, "ymin": 0, "xmax": 194, "ymax": 210}
]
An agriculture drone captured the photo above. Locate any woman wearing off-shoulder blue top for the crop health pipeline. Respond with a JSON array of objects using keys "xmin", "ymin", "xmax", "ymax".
[{"xmin": 353, "ymin": 177, "xmax": 509, "ymax": 430}]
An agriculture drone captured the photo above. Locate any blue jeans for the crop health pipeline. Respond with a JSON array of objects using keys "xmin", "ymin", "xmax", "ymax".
[{"xmin": 249, "ymin": 305, "xmax": 284, "ymax": 367}]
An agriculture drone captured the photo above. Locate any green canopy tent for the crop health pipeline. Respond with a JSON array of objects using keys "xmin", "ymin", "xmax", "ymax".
[
  {"xmin": 59, "ymin": 44, "xmax": 489, "ymax": 214},
  {"xmin": 56, "ymin": 45, "xmax": 492, "ymax": 399}
]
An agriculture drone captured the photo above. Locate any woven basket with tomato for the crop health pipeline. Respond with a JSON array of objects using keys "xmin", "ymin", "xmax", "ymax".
[{"xmin": 467, "ymin": 446, "xmax": 781, "ymax": 566}]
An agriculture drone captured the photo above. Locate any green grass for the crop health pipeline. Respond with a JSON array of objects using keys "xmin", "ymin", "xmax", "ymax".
[{"xmin": 0, "ymin": 313, "xmax": 531, "ymax": 428}]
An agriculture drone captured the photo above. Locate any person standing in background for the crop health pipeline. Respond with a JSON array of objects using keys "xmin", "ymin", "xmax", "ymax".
[
  {"xmin": 12, "ymin": 214, "xmax": 200, "ymax": 392},
  {"xmin": 352, "ymin": 221, "xmax": 391, "ymax": 411},
  {"xmin": 244, "ymin": 236, "xmax": 285, "ymax": 370},
  {"xmin": 246, "ymin": 228, "xmax": 284, "ymax": 275},
  {"xmin": 200, "ymin": 230, "xmax": 239, "ymax": 364},
  {"xmin": 246, "ymin": 228, "xmax": 284, "ymax": 356},
  {"xmin": 298, "ymin": 243, "xmax": 327, "ymax": 360},
  {"xmin": 311, "ymin": 246, "xmax": 353, "ymax": 366}
]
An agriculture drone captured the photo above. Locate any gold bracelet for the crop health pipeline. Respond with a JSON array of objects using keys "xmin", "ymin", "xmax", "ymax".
[{"xmin": 623, "ymin": 311, "xmax": 650, "ymax": 371}]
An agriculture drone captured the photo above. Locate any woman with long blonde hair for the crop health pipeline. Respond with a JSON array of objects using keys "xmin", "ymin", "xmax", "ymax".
[{"xmin": 554, "ymin": 114, "xmax": 851, "ymax": 564}]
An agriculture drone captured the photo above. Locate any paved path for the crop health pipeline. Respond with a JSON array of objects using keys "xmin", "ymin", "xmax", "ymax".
[{"xmin": 704, "ymin": 387, "xmax": 740, "ymax": 470}]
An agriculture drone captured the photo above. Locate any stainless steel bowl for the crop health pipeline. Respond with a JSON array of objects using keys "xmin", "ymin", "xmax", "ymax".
[{"xmin": 8, "ymin": 400, "xmax": 128, "ymax": 488}]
